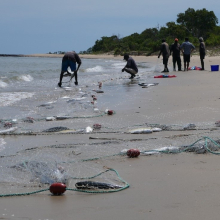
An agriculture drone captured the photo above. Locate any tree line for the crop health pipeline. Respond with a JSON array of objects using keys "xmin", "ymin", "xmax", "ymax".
[{"xmin": 80, "ymin": 8, "xmax": 220, "ymax": 56}]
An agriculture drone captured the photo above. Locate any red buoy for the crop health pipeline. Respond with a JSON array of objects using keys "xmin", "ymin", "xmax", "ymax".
[
  {"xmin": 93, "ymin": 97, "xmax": 97, "ymax": 101},
  {"xmin": 50, "ymin": 183, "xmax": 66, "ymax": 195},
  {"xmin": 127, "ymin": 149, "xmax": 140, "ymax": 158},
  {"xmin": 107, "ymin": 110, "xmax": 114, "ymax": 115}
]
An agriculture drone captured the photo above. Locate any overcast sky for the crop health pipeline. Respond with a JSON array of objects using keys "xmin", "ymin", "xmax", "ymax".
[{"xmin": 0, "ymin": 0, "xmax": 219, "ymax": 54}]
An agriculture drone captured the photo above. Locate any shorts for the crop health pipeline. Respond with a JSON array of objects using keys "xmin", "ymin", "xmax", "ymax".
[
  {"xmin": 61, "ymin": 59, "xmax": 76, "ymax": 72},
  {"xmin": 125, "ymin": 68, "xmax": 137, "ymax": 75},
  {"xmin": 183, "ymin": 54, "xmax": 190, "ymax": 63}
]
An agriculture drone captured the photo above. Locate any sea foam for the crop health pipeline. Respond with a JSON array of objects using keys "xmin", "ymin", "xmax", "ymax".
[
  {"xmin": 0, "ymin": 80, "xmax": 8, "ymax": 88},
  {"xmin": 18, "ymin": 75, "xmax": 33, "ymax": 82},
  {"xmin": 0, "ymin": 138, "xmax": 6, "ymax": 152},
  {"xmin": 85, "ymin": 66, "xmax": 104, "ymax": 72},
  {"xmin": 0, "ymin": 92, "xmax": 34, "ymax": 107}
]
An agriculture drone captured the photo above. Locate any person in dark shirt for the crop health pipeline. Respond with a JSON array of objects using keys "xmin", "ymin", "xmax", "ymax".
[
  {"xmin": 122, "ymin": 54, "xmax": 138, "ymax": 79},
  {"xmin": 170, "ymin": 38, "xmax": 182, "ymax": 71},
  {"xmin": 58, "ymin": 51, "xmax": 82, "ymax": 87},
  {"xmin": 199, "ymin": 37, "xmax": 205, "ymax": 70},
  {"xmin": 158, "ymin": 39, "xmax": 169, "ymax": 73}
]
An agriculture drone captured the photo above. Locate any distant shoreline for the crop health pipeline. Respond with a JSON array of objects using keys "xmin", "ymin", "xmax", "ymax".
[
  {"xmin": 1, "ymin": 53, "xmax": 220, "ymax": 63},
  {"xmin": 0, "ymin": 53, "xmax": 156, "ymax": 62}
]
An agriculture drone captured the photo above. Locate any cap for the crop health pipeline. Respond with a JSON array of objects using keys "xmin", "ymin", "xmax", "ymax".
[
  {"xmin": 199, "ymin": 37, "xmax": 203, "ymax": 41},
  {"xmin": 123, "ymin": 54, "xmax": 129, "ymax": 60},
  {"xmin": 175, "ymin": 38, "xmax": 178, "ymax": 41}
]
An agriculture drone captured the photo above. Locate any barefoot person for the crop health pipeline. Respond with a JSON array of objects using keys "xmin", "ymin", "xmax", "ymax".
[
  {"xmin": 158, "ymin": 39, "xmax": 170, "ymax": 73},
  {"xmin": 170, "ymin": 38, "xmax": 181, "ymax": 71},
  {"xmin": 122, "ymin": 54, "xmax": 138, "ymax": 79},
  {"xmin": 199, "ymin": 37, "xmax": 205, "ymax": 70},
  {"xmin": 58, "ymin": 51, "xmax": 81, "ymax": 87},
  {"xmin": 180, "ymin": 38, "xmax": 195, "ymax": 71}
]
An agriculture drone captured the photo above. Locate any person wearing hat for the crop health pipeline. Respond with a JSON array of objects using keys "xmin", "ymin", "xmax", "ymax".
[
  {"xmin": 58, "ymin": 51, "xmax": 82, "ymax": 87},
  {"xmin": 122, "ymin": 54, "xmax": 138, "ymax": 79},
  {"xmin": 158, "ymin": 39, "xmax": 170, "ymax": 73},
  {"xmin": 170, "ymin": 38, "xmax": 182, "ymax": 71},
  {"xmin": 199, "ymin": 37, "xmax": 205, "ymax": 70},
  {"xmin": 180, "ymin": 37, "xmax": 195, "ymax": 71}
]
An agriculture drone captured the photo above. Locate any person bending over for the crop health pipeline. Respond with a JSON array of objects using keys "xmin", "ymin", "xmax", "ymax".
[
  {"xmin": 58, "ymin": 51, "xmax": 81, "ymax": 87},
  {"xmin": 122, "ymin": 54, "xmax": 138, "ymax": 79}
]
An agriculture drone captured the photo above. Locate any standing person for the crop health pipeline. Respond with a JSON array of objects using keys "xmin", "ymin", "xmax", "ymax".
[
  {"xmin": 170, "ymin": 38, "xmax": 182, "ymax": 71},
  {"xmin": 180, "ymin": 37, "xmax": 195, "ymax": 71},
  {"xmin": 199, "ymin": 37, "xmax": 205, "ymax": 70},
  {"xmin": 122, "ymin": 54, "xmax": 138, "ymax": 79},
  {"xmin": 58, "ymin": 51, "xmax": 82, "ymax": 87},
  {"xmin": 158, "ymin": 39, "xmax": 169, "ymax": 73}
]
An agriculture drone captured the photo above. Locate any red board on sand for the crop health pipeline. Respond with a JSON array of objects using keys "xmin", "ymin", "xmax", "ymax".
[{"xmin": 154, "ymin": 75, "xmax": 176, "ymax": 78}]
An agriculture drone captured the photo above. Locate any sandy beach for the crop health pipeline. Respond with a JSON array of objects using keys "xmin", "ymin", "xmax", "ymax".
[{"xmin": 1, "ymin": 54, "xmax": 220, "ymax": 220}]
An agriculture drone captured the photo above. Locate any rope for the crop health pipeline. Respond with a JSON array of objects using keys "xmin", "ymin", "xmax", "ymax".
[
  {"xmin": 141, "ymin": 136, "xmax": 220, "ymax": 155},
  {"xmin": 0, "ymin": 169, "xmax": 129, "ymax": 197},
  {"xmin": 0, "ymin": 189, "xmax": 49, "ymax": 197},
  {"xmin": 1, "ymin": 136, "xmax": 220, "ymax": 197},
  {"xmin": 0, "ymin": 111, "xmax": 107, "ymax": 124},
  {"xmin": 66, "ymin": 168, "xmax": 129, "ymax": 193}
]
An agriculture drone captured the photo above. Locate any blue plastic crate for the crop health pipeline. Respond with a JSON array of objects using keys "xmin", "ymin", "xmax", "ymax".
[{"xmin": 211, "ymin": 65, "xmax": 219, "ymax": 71}]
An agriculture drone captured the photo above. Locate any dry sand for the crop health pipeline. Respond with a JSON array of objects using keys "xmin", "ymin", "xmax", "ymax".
[{"xmin": 1, "ymin": 54, "xmax": 220, "ymax": 220}]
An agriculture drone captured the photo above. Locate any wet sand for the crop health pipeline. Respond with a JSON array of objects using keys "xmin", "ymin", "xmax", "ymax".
[{"xmin": 1, "ymin": 54, "xmax": 220, "ymax": 220}]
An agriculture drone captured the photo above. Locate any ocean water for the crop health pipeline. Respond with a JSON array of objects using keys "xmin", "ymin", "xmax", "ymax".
[
  {"xmin": 0, "ymin": 56, "xmax": 160, "ymax": 125},
  {"xmin": 0, "ymin": 56, "xmax": 167, "ymax": 191}
]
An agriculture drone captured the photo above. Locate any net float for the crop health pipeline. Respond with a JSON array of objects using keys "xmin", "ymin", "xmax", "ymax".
[
  {"xmin": 23, "ymin": 117, "xmax": 35, "ymax": 123},
  {"xmin": 107, "ymin": 110, "xmax": 113, "ymax": 115},
  {"xmin": 215, "ymin": 120, "xmax": 220, "ymax": 127},
  {"xmin": 93, "ymin": 124, "xmax": 101, "ymax": 129},
  {"xmin": 127, "ymin": 149, "xmax": 140, "ymax": 158},
  {"xmin": 4, "ymin": 122, "xmax": 12, "ymax": 128},
  {"xmin": 49, "ymin": 183, "xmax": 66, "ymax": 195}
]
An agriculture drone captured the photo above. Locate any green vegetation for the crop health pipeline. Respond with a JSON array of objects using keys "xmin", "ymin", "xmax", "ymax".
[{"xmin": 80, "ymin": 8, "xmax": 220, "ymax": 56}]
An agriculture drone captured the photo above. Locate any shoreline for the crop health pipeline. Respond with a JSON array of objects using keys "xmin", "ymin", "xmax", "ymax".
[{"xmin": 1, "ymin": 53, "xmax": 220, "ymax": 67}]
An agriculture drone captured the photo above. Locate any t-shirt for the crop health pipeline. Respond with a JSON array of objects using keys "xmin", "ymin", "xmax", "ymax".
[
  {"xmin": 160, "ymin": 42, "xmax": 169, "ymax": 59},
  {"xmin": 126, "ymin": 57, "xmax": 138, "ymax": 73},
  {"xmin": 180, "ymin": 41, "xmax": 195, "ymax": 55},
  {"xmin": 170, "ymin": 43, "xmax": 181, "ymax": 57},
  {"xmin": 63, "ymin": 52, "xmax": 81, "ymax": 64},
  {"xmin": 199, "ymin": 42, "xmax": 205, "ymax": 55}
]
